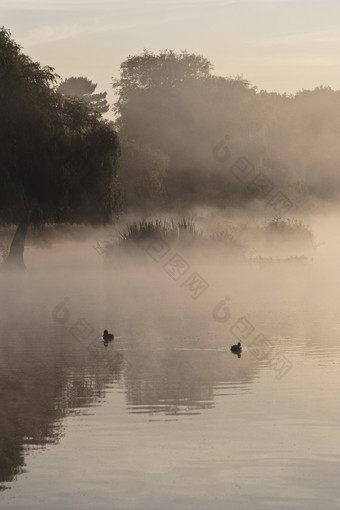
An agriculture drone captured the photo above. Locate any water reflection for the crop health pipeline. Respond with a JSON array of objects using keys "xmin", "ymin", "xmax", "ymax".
[
  {"xmin": 0, "ymin": 319, "xmax": 125, "ymax": 491},
  {"xmin": 0, "ymin": 333, "xmax": 65, "ymax": 489},
  {"xmin": 0, "ymin": 315, "xmax": 258, "ymax": 489},
  {"xmin": 1, "ymin": 245, "xmax": 339, "ymax": 508},
  {"xmin": 123, "ymin": 347, "xmax": 254, "ymax": 416}
]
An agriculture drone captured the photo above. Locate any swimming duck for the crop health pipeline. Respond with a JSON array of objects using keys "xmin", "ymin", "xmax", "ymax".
[
  {"xmin": 230, "ymin": 342, "xmax": 242, "ymax": 354},
  {"xmin": 103, "ymin": 329, "xmax": 114, "ymax": 341}
]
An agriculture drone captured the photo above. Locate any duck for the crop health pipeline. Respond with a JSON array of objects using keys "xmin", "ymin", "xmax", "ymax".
[
  {"xmin": 103, "ymin": 329, "xmax": 114, "ymax": 341},
  {"xmin": 230, "ymin": 342, "xmax": 242, "ymax": 354}
]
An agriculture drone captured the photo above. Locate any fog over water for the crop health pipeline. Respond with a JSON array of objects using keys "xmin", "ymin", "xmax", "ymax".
[
  {"xmin": 1, "ymin": 14, "xmax": 340, "ymax": 510},
  {"xmin": 0, "ymin": 208, "xmax": 339, "ymax": 509}
]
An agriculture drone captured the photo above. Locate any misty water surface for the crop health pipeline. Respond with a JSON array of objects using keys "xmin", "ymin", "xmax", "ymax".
[{"xmin": 0, "ymin": 213, "xmax": 339, "ymax": 510}]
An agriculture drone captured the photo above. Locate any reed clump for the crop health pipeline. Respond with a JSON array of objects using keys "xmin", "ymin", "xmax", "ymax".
[{"xmin": 118, "ymin": 217, "xmax": 199, "ymax": 245}]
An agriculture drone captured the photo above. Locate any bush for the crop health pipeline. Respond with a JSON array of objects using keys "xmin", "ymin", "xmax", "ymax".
[{"xmin": 265, "ymin": 218, "xmax": 314, "ymax": 243}]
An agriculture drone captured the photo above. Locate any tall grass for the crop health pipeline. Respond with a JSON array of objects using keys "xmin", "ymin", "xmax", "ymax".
[
  {"xmin": 210, "ymin": 229, "xmax": 245, "ymax": 252},
  {"xmin": 266, "ymin": 218, "xmax": 314, "ymax": 242},
  {"xmin": 118, "ymin": 217, "xmax": 199, "ymax": 244},
  {"xmin": 101, "ymin": 216, "xmax": 315, "ymax": 263}
]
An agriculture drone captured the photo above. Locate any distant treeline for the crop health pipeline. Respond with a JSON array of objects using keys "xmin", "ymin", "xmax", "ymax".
[
  {"xmin": 112, "ymin": 50, "xmax": 340, "ymax": 212},
  {"xmin": 1, "ymin": 30, "xmax": 340, "ymax": 240}
]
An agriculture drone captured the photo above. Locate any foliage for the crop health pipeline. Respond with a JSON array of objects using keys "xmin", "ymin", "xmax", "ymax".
[
  {"xmin": 0, "ymin": 241, "xmax": 9, "ymax": 262},
  {"xmin": 112, "ymin": 49, "xmax": 263, "ymax": 209},
  {"xmin": 119, "ymin": 140, "xmax": 169, "ymax": 210},
  {"xmin": 265, "ymin": 218, "xmax": 314, "ymax": 242},
  {"xmin": 113, "ymin": 49, "xmax": 213, "ymax": 111},
  {"xmin": 210, "ymin": 229, "xmax": 245, "ymax": 251},
  {"xmin": 117, "ymin": 217, "xmax": 199, "ymax": 245},
  {"xmin": 102, "ymin": 217, "xmax": 249, "ymax": 263},
  {"xmin": 58, "ymin": 76, "xmax": 109, "ymax": 114},
  {"xmin": 112, "ymin": 49, "xmax": 340, "ymax": 211},
  {"xmin": 0, "ymin": 28, "xmax": 121, "ymax": 230}
]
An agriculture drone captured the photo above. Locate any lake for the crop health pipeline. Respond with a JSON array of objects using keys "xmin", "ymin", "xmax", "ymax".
[{"xmin": 0, "ymin": 221, "xmax": 339, "ymax": 509}]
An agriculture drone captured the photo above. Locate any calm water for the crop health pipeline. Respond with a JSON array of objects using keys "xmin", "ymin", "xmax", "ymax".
[{"xmin": 0, "ymin": 235, "xmax": 339, "ymax": 509}]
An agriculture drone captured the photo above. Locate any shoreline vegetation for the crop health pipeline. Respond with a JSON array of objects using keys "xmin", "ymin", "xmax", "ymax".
[
  {"xmin": 104, "ymin": 216, "xmax": 315, "ymax": 262},
  {"xmin": 0, "ymin": 216, "xmax": 315, "ymax": 266},
  {"xmin": 0, "ymin": 29, "xmax": 333, "ymax": 270}
]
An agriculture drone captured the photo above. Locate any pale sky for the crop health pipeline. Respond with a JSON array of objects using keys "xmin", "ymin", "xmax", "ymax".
[{"xmin": 2, "ymin": 0, "xmax": 340, "ymax": 116}]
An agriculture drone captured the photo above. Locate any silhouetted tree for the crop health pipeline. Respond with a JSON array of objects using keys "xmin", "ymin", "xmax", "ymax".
[
  {"xmin": 0, "ymin": 28, "xmax": 121, "ymax": 269},
  {"xmin": 112, "ymin": 50, "xmax": 262, "ymax": 209},
  {"xmin": 58, "ymin": 76, "xmax": 109, "ymax": 114},
  {"xmin": 113, "ymin": 49, "xmax": 213, "ymax": 132},
  {"xmin": 119, "ymin": 139, "xmax": 169, "ymax": 210},
  {"xmin": 112, "ymin": 49, "xmax": 340, "ymax": 212}
]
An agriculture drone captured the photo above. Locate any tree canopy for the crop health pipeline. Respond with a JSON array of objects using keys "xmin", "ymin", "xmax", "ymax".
[
  {"xmin": 58, "ymin": 76, "xmax": 109, "ymax": 114},
  {"xmin": 119, "ymin": 139, "xmax": 169, "ymax": 211},
  {"xmin": 0, "ymin": 28, "xmax": 121, "ymax": 268},
  {"xmin": 112, "ymin": 49, "xmax": 261, "ymax": 208},
  {"xmin": 112, "ymin": 49, "xmax": 340, "ymax": 211}
]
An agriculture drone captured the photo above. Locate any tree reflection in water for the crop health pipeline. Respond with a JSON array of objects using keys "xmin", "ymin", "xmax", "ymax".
[
  {"xmin": 0, "ymin": 321, "xmax": 125, "ymax": 490},
  {"xmin": 123, "ymin": 347, "xmax": 255, "ymax": 416},
  {"xmin": 0, "ymin": 313, "xmax": 257, "ymax": 489}
]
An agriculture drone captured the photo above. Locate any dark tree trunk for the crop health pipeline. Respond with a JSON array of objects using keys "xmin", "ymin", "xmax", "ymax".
[{"xmin": 1, "ymin": 210, "xmax": 30, "ymax": 271}]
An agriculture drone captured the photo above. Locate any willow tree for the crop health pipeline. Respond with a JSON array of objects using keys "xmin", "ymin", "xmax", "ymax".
[{"xmin": 0, "ymin": 28, "xmax": 121, "ymax": 269}]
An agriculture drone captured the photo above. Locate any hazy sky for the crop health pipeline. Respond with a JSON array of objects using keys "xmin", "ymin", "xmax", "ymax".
[{"xmin": 2, "ymin": 0, "xmax": 340, "ymax": 113}]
